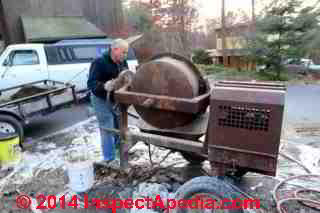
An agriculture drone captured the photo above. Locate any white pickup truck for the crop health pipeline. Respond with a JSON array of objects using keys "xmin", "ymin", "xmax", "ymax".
[
  {"xmin": 0, "ymin": 39, "xmax": 138, "ymax": 97},
  {"xmin": 0, "ymin": 39, "xmax": 138, "ymax": 146}
]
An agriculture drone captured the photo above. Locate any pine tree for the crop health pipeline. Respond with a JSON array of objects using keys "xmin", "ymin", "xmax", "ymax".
[{"xmin": 247, "ymin": 0, "xmax": 320, "ymax": 79}]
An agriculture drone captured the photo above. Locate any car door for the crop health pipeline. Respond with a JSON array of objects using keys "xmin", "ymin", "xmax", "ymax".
[{"xmin": 0, "ymin": 49, "xmax": 47, "ymax": 90}]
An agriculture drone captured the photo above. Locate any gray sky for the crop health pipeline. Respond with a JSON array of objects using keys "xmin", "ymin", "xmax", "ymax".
[
  {"xmin": 124, "ymin": 0, "xmax": 319, "ymax": 30},
  {"xmin": 198, "ymin": 0, "xmax": 318, "ymax": 19},
  {"xmin": 198, "ymin": 0, "xmax": 254, "ymax": 19},
  {"xmin": 196, "ymin": 0, "xmax": 319, "ymax": 29}
]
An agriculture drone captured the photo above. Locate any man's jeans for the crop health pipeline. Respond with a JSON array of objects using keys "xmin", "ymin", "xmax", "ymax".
[{"xmin": 90, "ymin": 93, "xmax": 120, "ymax": 161}]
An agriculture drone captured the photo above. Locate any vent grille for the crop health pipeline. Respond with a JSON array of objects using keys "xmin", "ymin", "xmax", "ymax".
[{"xmin": 218, "ymin": 105, "xmax": 270, "ymax": 131}]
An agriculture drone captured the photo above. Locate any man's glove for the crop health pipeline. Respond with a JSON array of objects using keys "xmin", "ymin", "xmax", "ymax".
[
  {"xmin": 104, "ymin": 80, "xmax": 116, "ymax": 103},
  {"xmin": 117, "ymin": 70, "xmax": 134, "ymax": 87},
  {"xmin": 104, "ymin": 80, "xmax": 116, "ymax": 92},
  {"xmin": 104, "ymin": 70, "xmax": 134, "ymax": 102}
]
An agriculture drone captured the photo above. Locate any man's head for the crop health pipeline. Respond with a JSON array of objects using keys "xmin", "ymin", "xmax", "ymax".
[{"xmin": 110, "ymin": 39, "xmax": 129, "ymax": 64}]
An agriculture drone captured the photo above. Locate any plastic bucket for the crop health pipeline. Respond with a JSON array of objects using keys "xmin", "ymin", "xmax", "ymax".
[
  {"xmin": 64, "ymin": 148, "xmax": 94, "ymax": 193},
  {"xmin": 0, "ymin": 132, "xmax": 21, "ymax": 168},
  {"xmin": 65, "ymin": 160, "xmax": 94, "ymax": 193}
]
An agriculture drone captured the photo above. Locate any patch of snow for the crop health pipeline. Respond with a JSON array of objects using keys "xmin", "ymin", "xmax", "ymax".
[
  {"xmin": 296, "ymin": 144, "xmax": 320, "ymax": 174},
  {"xmin": 128, "ymin": 142, "xmax": 187, "ymax": 168},
  {"xmin": 37, "ymin": 142, "xmax": 57, "ymax": 150},
  {"xmin": 35, "ymin": 117, "xmax": 97, "ymax": 141},
  {"xmin": 276, "ymin": 141, "xmax": 320, "ymax": 188},
  {"xmin": 7, "ymin": 133, "xmax": 105, "ymax": 186}
]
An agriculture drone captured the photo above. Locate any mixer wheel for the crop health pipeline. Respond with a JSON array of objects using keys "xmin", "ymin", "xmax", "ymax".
[
  {"xmin": 173, "ymin": 176, "xmax": 244, "ymax": 213},
  {"xmin": 180, "ymin": 151, "xmax": 206, "ymax": 164}
]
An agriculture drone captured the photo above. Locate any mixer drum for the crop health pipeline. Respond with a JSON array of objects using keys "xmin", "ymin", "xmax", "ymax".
[{"xmin": 130, "ymin": 53, "xmax": 207, "ymax": 129}]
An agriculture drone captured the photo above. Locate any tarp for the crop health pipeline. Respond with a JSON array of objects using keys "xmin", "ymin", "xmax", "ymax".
[{"xmin": 21, "ymin": 16, "xmax": 106, "ymax": 43}]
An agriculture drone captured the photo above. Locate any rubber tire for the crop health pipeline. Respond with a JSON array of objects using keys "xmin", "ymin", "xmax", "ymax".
[
  {"xmin": 180, "ymin": 151, "xmax": 206, "ymax": 164},
  {"xmin": 0, "ymin": 114, "xmax": 24, "ymax": 147},
  {"xmin": 174, "ymin": 176, "xmax": 244, "ymax": 213}
]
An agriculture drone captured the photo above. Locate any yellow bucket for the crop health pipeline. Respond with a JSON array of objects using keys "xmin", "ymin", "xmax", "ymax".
[{"xmin": 0, "ymin": 132, "xmax": 21, "ymax": 168}]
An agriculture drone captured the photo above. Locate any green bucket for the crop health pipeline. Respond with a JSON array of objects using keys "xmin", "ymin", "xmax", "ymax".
[{"xmin": 0, "ymin": 132, "xmax": 21, "ymax": 168}]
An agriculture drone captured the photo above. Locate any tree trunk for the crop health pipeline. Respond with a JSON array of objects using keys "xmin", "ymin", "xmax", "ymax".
[
  {"xmin": 221, "ymin": 0, "xmax": 228, "ymax": 67},
  {"xmin": 0, "ymin": 0, "xmax": 10, "ymax": 45}
]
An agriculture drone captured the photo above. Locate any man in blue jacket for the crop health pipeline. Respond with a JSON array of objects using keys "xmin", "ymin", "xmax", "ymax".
[{"xmin": 87, "ymin": 39, "xmax": 129, "ymax": 166}]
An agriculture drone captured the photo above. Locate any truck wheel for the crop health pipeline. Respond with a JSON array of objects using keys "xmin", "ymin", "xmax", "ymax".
[
  {"xmin": 174, "ymin": 176, "xmax": 244, "ymax": 213},
  {"xmin": 0, "ymin": 114, "xmax": 24, "ymax": 147},
  {"xmin": 180, "ymin": 151, "xmax": 206, "ymax": 164}
]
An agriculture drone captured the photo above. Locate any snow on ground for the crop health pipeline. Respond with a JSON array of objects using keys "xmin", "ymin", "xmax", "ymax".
[{"xmin": 0, "ymin": 109, "xmax": 319, "ymax": 212}]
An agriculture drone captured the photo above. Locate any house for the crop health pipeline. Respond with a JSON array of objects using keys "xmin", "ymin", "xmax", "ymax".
[
  {"xmin": 209, "ymin": 23, "xmax": 256, "ymax": 71},
  {"xmin": 0, "ymin": 0, "xmax": 123, "ymax": 46}
]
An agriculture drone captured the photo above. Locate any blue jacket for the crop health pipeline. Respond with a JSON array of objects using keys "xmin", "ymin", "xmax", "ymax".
[{"xmin": 87, "ymin": 50, "xmax": 127, "ymax": 100}]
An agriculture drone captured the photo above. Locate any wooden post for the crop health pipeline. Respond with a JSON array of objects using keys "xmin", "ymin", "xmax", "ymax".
[{"xmin": 119, "ymin": 104, "xmax": 129, "ymax": 169}]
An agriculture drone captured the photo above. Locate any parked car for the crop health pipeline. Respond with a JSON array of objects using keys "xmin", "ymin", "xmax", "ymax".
[
  {"xmin": 0, "ymin": 39, "xmax": 139, "ymax": 99},
  {"xmin": 284, "ymin": 58, "xmax": 320, "ymax": 74}
]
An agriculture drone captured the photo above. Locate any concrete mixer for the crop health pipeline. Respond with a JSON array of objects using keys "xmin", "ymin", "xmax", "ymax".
[{"xmin": 107, "ymin": 53, "xmax": 286, "ymax": 178}]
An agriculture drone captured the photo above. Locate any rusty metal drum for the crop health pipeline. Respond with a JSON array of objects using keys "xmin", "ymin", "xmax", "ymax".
[{"xmin": 130, "ymin": 53, "xmax": 207, "ymax": 129}]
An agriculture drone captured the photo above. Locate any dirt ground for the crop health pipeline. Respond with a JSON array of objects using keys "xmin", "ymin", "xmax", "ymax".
[{"xmin": 0, "ymin": 115, "xmax": 319, "ymax": 213}]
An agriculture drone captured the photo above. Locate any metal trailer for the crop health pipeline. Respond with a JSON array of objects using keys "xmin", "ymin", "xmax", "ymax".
[
  {"xmin": 0, "ymin": 80, "xmax": 77, "ymax": 147},
  {"xmin": 103, "ymin": 53, "xmax": 286, "ymax": 213}
]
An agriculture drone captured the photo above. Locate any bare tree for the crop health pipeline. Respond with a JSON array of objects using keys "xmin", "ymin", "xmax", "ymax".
[
  {"xmin": 127, "ymin": 0, "xmax": 199, "ymax": 60},
  {"xmin": 151, "ymin": 0, "xmax": 199, "ymax": 57},
  {"xmin": 0, "ymin": 1, "xmax": 9, "ymax": 45},
  {"xmin": 221, "ymin": 0, "xmax": 228, "ymax": 66},
  {"xmin": 251, "ymin": 0, "xmax": 256, "ymax": 34}
]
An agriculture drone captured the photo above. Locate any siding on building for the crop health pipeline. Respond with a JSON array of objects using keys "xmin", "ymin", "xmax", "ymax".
[{"xmin": 212, "ymin": 24, "xmax": 256, "ymax": 70}]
